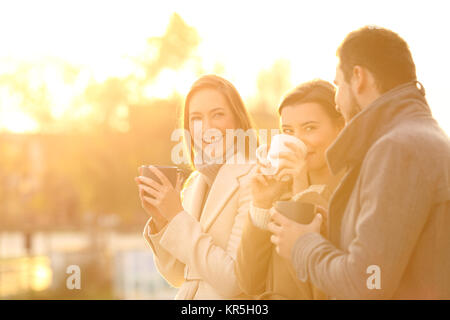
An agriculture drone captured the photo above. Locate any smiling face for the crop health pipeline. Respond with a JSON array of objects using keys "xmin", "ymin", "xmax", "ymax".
[
  {"xmin": 280, "ymin": 102, "xmax": 342, "ymax": 172},
  {"xmin": 188, "ymin": 88, "xmax": 237, "ymax": 158}
]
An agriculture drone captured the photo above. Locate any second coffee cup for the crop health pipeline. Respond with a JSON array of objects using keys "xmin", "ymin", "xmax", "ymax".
[
  {"xmin": 274, "ymin": 200, "xmax": 315, "ymax": 224},
  {"xmin": 256, "ymin": 134, "xmax": 307, "ymax": 176}
]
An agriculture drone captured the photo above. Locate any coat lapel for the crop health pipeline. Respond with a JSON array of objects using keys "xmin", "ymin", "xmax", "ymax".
[
  {"xmin": 182, "ymin": 172, "xmax": 208, "ymax": 221},
  {"xmin": 200, "ymin": 163, "xmax": 253, "ymax": 232},
  {"xmin": 328, "ymin": 162, "xmax": 362, "ymax": 246}
]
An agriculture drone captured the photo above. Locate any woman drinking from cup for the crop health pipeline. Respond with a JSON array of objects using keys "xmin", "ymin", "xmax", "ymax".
[
  {"xmin": 135, "ymin": 75, "xmax": 257, "ymax": 299},
  {"xmin": 235, "ymin": 79, "xmax": 345, "ymax": 299}
]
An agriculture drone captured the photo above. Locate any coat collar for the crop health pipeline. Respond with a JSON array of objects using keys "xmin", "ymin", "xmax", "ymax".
[
  {"xmin": 181, "ymin": 156, "xmax": 254, "ymax": 231},
  {"xmin": 326, "ymin": 81, "xmax": 430, "ymax": 174},
  {"xmin": 181, "ymin": 172, "xmax": 208, "ymax": 221},
  {"xmin": 199, "ymin": 161, "xmax": 254, "ymax": 232}
]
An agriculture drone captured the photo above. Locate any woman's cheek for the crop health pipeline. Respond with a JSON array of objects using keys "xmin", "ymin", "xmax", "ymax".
[
  {"xmin": 215, "ymin": 118, "xmax": 231, "ymax": 134},
  {"xmin": 322, "ymin": 127, "xmax": 340, "ymax": 149},
  {"xmin": 309, "ymin": 133, "xmax": 327, "ymax": 162},
  {"xmin": 305, "ymin": 133, "xmax": 322, "ymax": 151}
]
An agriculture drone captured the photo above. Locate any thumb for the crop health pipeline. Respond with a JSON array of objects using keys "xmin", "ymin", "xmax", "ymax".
[{"xmin": 310, "ymin": 213, "xmax": 323, "ymax": 230}]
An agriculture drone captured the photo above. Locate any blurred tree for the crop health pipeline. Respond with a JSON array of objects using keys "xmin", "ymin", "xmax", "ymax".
[
  {"xmin": 144, "ymin": 13, "xmax": 200, "ymax": 79},
  {"xmin": 0, "ymin": 63, "xmax": 54, "ymax": 127},
  {"xmin": 254, "ymin": 59, "xmax": 292, "ymax": 114},
  {"xmin": 84, "ymin": 77, "xmax": 130, "ymax": 132},
  {"xmin": 0, "ymin": 12, "xmax": 283, "ymax": 232}
]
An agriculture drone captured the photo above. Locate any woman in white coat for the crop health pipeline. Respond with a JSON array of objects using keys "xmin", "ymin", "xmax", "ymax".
[{"xmin": 135, "ymin": 75, "xmax": 257, "ymax": 299}]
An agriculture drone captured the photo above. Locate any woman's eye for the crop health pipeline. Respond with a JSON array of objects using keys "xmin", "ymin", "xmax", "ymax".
[
  {"xmin": 213, "ymin": 113, "xmax": 224, "ymax": 119},
  {"xmin": 282, "ymin": 128, "xmax": 294, "ymax": 135},
  {"xmin": 304, "ymin": 126, "xmax": 317, "ymax": 132}
]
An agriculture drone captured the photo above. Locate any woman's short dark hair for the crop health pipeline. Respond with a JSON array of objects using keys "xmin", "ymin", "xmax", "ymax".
[
  {"xmin": 278, "ymin": 79, "xmax": 343, "ymax": 124},
  {"xmin": 337, "ymin": 26, "xmax": 417, "ymax": 93}
]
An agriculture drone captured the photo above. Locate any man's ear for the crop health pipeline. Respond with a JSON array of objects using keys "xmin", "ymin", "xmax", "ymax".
[{"xmin": 351, "ymin": 65, "xmax": 366, "ymax": 94}]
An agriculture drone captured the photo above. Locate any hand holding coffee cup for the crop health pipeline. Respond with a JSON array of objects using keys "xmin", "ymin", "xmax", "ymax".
[
  {"xmin": 135, "ymin": 165, "xmax": 185, "ymax": 225},
  {"xmin": 139, "ymin": 165, "xmax": 182, "ymax": 191},
  {"xmin": 273, "ymin": 200, "xmax": 315, "ymax": 225},
  {"xmin": 256, "ymin": 134, "xmax": 307, "ymax": 181},
  {"xmin": 251, "ymin": 166, "xmax": 291, "ymax": 209}
]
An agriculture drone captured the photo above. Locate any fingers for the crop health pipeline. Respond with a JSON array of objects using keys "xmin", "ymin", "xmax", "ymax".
[
  {"xmin": 270, "ymin": 236, "xmax": 282, "ymax": 256},
  {"xmin": 139, "ymin": 192, "xmax": 166, "ymax": 220},
  {"xmin": 315, "ymin": 205, "xmax": 328, "ymax": 216},
  {"xmin": 256, "ymin": 144, "xmax": 268, "ymax": 164},
  {"xmin": 252, "ymin": 172, "xmax": 269, "ymax": 187},
  {"xmin": 136, "ymin": 175, "xmax": 164, "ymax": 192},
  {"xmin": 269, "ymin": 209, "xmax": 288, "ymax": 225},
  {"xmin": 272, "ymin": 157, "xmax": 297, "ymax": 179},
  {"xmin": 267, "ymin": 221, "xmax": 282, "ymax": 235},
  {"xmin": 256, "ymin": 157, "xmax": 271, "ymax": 168},
  {"xmin": 274, "ymin": 245, "xmax": 280, "ymax": 255},
  {"xmin": 254, "ymin": 165, "xmax": 278, "ymax": 186},
  {"xmin": 142, "ymin": 196, "xmax": 168, "ymax": 223},
  {"xmin": 138, "ymin": 184, "xmax": 160, "ymax": 200},
  {"xmin": 256, "ymin": 162, "xmax": 272, "ymax": 173},
  {"xmin": 320, "ymin": 218, "xmax": 328, "ymax": 237},
  {"xmin": 310, "ymin": 213, "xmax": 323, "ymax": 230},
  {"xmin": 143, "ymin": 195, "xmax": 159, "ymax": 207},
  {"xmin": 275, "ymin": 167, "xmax": 295, "ymax": 182},
  {"xmin": 148, "ymin": 166, "xmax": 172, "ymax": 187},
  {"xmin": 270, "ymin": 234, "xmax": 279, "ymax": 246}
]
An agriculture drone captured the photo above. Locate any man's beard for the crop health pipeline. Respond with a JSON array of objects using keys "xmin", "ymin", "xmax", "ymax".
[{"xmin": 345, "ymin": 91, "xmax": 363, "ymax": 123}]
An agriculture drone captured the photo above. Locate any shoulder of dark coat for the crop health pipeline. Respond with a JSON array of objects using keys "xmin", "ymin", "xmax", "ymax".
[
  {"xmin": 365, "ymin": 117, "xmax": 450, "ymax": 190},
  {"xmin": 375, "ymin": 116, "xmax": 450, "ymax": 160}
]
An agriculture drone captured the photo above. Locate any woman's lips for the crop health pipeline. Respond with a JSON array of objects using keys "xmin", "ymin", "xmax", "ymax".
[
  {"xmin": 203, "ymin": 136, "xmax": 223, "ymax": 144},
  {"xmin": 203, "ymin": 140, "xmax": 222, "ymax": 145}
]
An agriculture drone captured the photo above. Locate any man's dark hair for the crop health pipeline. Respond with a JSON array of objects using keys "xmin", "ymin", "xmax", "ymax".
[{"xmin": 337, "ymin": 26, "xmax": 417, "ymax": 93}]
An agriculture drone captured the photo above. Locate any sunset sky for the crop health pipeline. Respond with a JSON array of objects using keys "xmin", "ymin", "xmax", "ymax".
[{"xmin": 0, "ymin": 0, "xmax": 449, "ymax": 134}]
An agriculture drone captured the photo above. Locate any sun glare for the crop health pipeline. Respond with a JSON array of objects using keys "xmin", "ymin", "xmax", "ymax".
[
  {"xmin": 0, "ymin": 1, "xmax": 448, "ymax": 134},
  {"xmin": 0, "ymin": 88, "xmax": 39, "ymax": 133},
  {"xmin": 1, "ymin": 110, "xmax": 39, "ymax": 133},
  {"xmin": 143, "ymin": 68, "xmax": 198, "ymax": 100},
  {"xmin": 31, "ymin": 258, "xmax": 53, "ymax": 292}
]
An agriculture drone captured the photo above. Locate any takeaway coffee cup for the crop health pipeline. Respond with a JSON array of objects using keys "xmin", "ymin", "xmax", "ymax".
[
  {"xmin": 139, "ymin": 165, "xmax": 181, "ymax": 188},
  {"xmin": 274, "ymin": 200, "xmax": 315, "ymax": 224},
  {"xmin": 256, "ymin": 134, "xmax": 307, "ymax": 176}
]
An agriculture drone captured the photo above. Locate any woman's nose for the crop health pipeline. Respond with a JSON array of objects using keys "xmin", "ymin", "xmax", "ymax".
[
  {"xmin": 295, "ymin": 134, "xmax": 311, "ymax": 147},
  {"xmin": 294, "ymin": 133, "xmax": 305, "ymax": 143},
  {"xmin": 203, "ymin": 121, "xmax": 211, "ymax": 132},
  {"xmin": 202, "ymin": 120, "xmax": 222, "ymax": 140}
]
